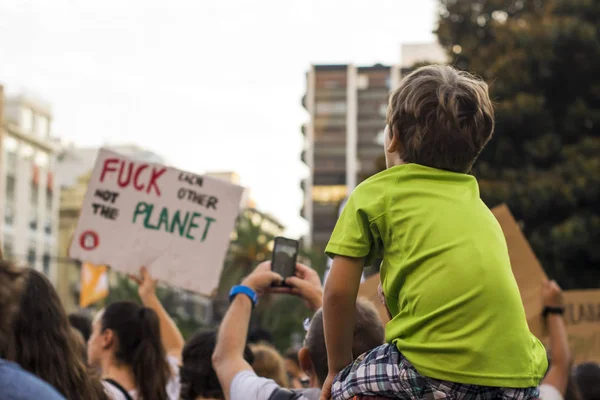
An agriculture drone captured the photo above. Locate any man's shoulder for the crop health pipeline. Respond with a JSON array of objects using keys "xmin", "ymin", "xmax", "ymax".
[{"xmin": 0, "ymin": 359, "xmax": 66, "ymax": 399}]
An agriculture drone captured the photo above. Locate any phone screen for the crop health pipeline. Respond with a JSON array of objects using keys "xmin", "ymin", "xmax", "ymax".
[{"xmin": 271, "ymin": 237, "xmax": 299, "ymax": 280}]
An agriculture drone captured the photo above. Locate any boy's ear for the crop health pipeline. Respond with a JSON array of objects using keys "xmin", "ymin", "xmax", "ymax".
[{"xmin": 387, "ymin": 130, "xmax": 400, "ymax": 154}]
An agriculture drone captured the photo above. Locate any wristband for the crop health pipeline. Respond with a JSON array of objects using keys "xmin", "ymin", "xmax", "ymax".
[
  {"xmin": 542, "ymin": 306, "xmax": 565, "ymax": 318},
  {"xmin": 229, "ymin": 285, "xmax": 258, "ymax": 308}
]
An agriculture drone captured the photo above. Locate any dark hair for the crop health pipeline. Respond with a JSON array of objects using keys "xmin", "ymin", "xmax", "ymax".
[
  {"xmin": 575, "ymin": 362, "xmax": 600, "ymax": 400},
  {"xmin": 386, "ymin": 64, "xmax": 495, "ymax": 173},
  {"xmin": 180, "ymin": 330, "xmax": 254, "ymax": 400},
  {"xmin": 68, "ymin": 312, "xmax": 92, "ymax": 342},
  {"xmin": 5, "ymin": 269, "xmax": 107, "ymax": 400},
  {"xmin": 101, "ymin": 301, "xmax": 170, "ymax": 400},
  {"xmin": 284, "ymin": 348, "xmax": 301, "ymax": 367},
  {"xmin": 0, "ymin": 260, "xmax": 23, "ymax": 351},
  {"xmin": 305, "ymin": 298, "xmax": 385, "ymax": 385},
  {"xmin": 248, "ymin": 328, "xmax": 274, "ymax": 345}
]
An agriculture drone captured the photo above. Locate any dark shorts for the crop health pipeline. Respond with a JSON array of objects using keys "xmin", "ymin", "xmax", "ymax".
[{"xmin": 331, "ymin": 344, "xmax": 540, "ymax": 400}]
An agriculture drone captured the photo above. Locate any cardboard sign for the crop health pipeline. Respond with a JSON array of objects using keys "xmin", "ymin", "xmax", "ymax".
[
  {"xmin": 562, "ymin": 290, "xmax": 600, "ymax": 363},
  {"xmin": 490, "ymin": 204, "xmax": 548, "ymax": 337},
  {"xmin": 69, "ymin": 149, "xmax": 244, "ymax": 296}
]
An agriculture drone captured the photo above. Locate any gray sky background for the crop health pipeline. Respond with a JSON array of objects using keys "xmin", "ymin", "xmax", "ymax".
[{"xmin": 0, "ymin": 0, "xmax": 437, "ymax": 237}]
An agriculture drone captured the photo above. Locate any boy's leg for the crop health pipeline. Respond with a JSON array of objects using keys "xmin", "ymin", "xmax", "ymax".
[
  {"xmin": 330, "ymin": 344, "xmax": 540, "ymax": 400},
  {"xmin": 330, "ymin": 343, "xmax": 433, "ymax": 400}
]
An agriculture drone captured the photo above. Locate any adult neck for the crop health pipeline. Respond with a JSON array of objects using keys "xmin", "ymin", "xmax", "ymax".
[{"xmin": 102, "ymin": 357, "xmax": 136, "ymax": 392}]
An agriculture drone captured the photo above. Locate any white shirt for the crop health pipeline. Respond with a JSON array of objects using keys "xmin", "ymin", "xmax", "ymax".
[
  {"xmin": 539, "ymin": 384, "xmax": 563, "ymax": 400},
  {"xmin": 103, "ymin": 355, "xmax": 180, "ymax": 400},
  {"xmin": 230, "ymin": 370, "xmax": 320, "ymax": 400}
]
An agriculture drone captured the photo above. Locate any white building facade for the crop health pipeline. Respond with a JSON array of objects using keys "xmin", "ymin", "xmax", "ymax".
[{"xmin": 0, "ymin": 92, "xmax": 60, "ymax": 282}]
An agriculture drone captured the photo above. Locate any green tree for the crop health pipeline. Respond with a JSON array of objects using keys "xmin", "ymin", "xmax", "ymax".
[{"xmin": 434, "ymin": 0, "xmax": 600, "ymax": 288}]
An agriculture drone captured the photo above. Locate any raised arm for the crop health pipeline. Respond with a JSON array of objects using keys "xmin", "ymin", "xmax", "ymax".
[
  {"xmin": 212, "ymin": 262, "xmax": 282, "ymax": 400},
  {"xmin": 131, "ymin": 267, "xmax": 185, "ymax": 361},
  {"xmin": 320, "ymin": 255, "xmax": 364, "ymax": 400},
  {"xmin": 540, "ymin": 280, "xmax": 571, "ymax": 395}
]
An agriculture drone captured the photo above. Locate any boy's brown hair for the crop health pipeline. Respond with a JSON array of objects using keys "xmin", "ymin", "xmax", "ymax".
[{"xmin": 386, "ymin": 64, "xmax": 495, "ymax": 173}]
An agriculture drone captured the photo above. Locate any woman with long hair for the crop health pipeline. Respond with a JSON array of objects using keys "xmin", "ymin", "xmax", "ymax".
[
  {"xmin": 5, "ymin": 268, "xmax": 107, "ymax": 400},
  {"xmin": 88, "ymin": 267, "xmax": 184, "ymax": 400},
  {"xmin": 180, "ymin": 330, "xmax": 254, "ymax": 400}
]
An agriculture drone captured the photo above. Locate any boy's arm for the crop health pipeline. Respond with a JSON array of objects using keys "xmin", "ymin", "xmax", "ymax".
[{"xmin": 320, "ymin": 255, "xmax": 364, "ymax": 399}]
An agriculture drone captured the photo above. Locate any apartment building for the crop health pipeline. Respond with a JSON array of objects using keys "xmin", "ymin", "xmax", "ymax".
[
  {"xmin": 0, "ymin": 88, "xmax": 60, "ymax": 282},
  {"xmin": 300, "ymin": 64, "xmax": 401, "ymax": 251},
  {"xmin": 301, "ymin": 43, "xmax": 448, "ymax": 253}
]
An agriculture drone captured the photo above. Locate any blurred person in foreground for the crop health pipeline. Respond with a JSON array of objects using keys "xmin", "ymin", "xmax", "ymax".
[
  {"xmin": 573, "ymin": 362, "xmax": 600, "ymax": 400},
  {"xmin": 6, "ymin": 268, "xmax": 107, "ymax": 400},
  {"xmin": 87, "ymin": 267, "xmax": 184, "ymax": 400},
  {"xmin": 179, "ymin": 330, "xmax": 254, "ymax": 400},
  {"xmin": 69, "ymin": 312, "xmax": 93, "ymax": 342},
  {"xmin": 250, "ymin": 343, "xmax": 289, "ymax": 387},
  {"xmin": 212, "ymin": 262, "xmax": 387, "ymax": 400},
  {"xmin": 321, "ymin": 65, "xmax": 547, "ymax": 400},
  {"xmin": 284, "ymin": 348, "xmax": 309, "ymax": 389},
  {"xmin": 0, "ymin": 261, "xmax": 66, "ymax": 399}
]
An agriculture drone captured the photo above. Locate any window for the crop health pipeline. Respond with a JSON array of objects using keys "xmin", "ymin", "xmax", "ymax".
[
  {"xmin": 44, "ymin": 220, "xmax": 52, "ymax": 235},
  {"xmin": 357, "ymin": 74, "xmax": 369, "ymax": 90},
  {"xmin": 46, "ymin": 188, "xmax": 53, "ymax": 211},
  {"xmin": 35, "ymin": 152, "xmax": 49, "ymax": 167},
  {"xmin": 20, "ymin": 144, "xmax": 34, "ymax": 160},
  {"xmin": 27, "ymin": 248, "xmax": 36, "ymax": 266},
  {"xmin": 6, "ymin": 175, "xmax": 15, "ymax": 202},
  {"xmin": 4, "ymin": 136, "xmax": 18, "ymax": 152},
  {"xmin": 43, "ymin": 253, "xmax": 51, "ymax": 276},
  {"xmin": 3, "ymin": 241, "xmax": 13, "ymax": 261},
  {"xmin": 31, "ymin": 183, "xmax": 39, "ymax": 208},
  {"xmin": 36, "ymin": 115, "xmax": 49, "ymax": 137},
  {"xmin": 316, "ymin": 101, "xmax": 346, "ymax": 115},
  {"xmin": 4, "ymin": 205, "xmax": 14, "ymax": 226},
  {"xmin": 20, "ymin": 107, "xmax": 33, "ymax": 132},
  {"xmin": 30, "ymin": 218, "xmax": 38, "ymax": 231},
  {"xmin": 312, "ymin": 185, "xmax": 347, "ymax": 205}
]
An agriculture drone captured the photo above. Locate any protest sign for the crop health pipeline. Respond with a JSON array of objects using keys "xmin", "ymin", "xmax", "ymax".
[
  {"xmin": 69, "ymin": 149, "xmax": 244, "ymax": 296},
  {"xmin": 562, "ymin": 290, "xmax": 600, "ymax": 363},
  {"xmin": 490, "ymin": 204, "xmax": 548, "ymax": 337}
]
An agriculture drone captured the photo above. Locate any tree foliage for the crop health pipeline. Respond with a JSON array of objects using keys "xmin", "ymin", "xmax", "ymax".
[{"xmin": 435, "ymin": 0, "xmax": 600, "ymax": 288}]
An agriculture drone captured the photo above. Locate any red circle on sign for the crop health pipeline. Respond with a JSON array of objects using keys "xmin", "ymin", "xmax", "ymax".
[{"xmin": 80, "ymin": 230, "xmax": 99, "ymax": 250}]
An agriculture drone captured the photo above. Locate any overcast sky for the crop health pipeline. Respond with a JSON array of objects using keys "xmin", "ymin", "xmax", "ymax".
[{"xmin": 0, "ymin": 0, "xmax": 437, "ymax": 237}]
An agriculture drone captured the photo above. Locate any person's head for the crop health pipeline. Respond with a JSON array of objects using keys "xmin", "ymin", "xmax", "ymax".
[
  {"xmin": 299, "ymin": 298, "xmax": 385, "ymax": 387},
  {"xmin": 575, "ymin": 362, "xmax": 600, "ymax": 400},
  {"xmin": 68, "ymin": 312, "xmax": 92, "ymax": 342},
  {"xmin": 284, "ymin": 348, "xmax": 302, "ymax": 377},
  {"xmin": 0, "ymin": 260, "xmax": 23, "ymax": 351},
  {"xmin": 250, "ymin": 343, "xmax": 289, "ymax": 388},
  {"xmin": 88, "ymin": 301, "xmax": 170, "ymax": 400},
  {"xmin": 180, "ymin": 330, "xmax": 254, "ymax": 400},
  {"xmin": 385, "ymin": 64, "xmax": 495, "ymax": 173},
  {"xmin": 247, "ymin": 328, "xmax": 274, "ymax": 345},
  {"xmin": 5, "ymin": 268, "xmax": 107, "ymax": 400}
]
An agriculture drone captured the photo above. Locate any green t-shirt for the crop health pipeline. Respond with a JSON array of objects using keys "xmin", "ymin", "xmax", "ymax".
[{"xmin": 325, "ymin": 163, "xmax": 547, "ymax": 388}]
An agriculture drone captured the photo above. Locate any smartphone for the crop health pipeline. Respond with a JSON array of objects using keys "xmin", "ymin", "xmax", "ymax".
[{"xmin": 271, "ymin": 236, "xmax": 299, "ymax": 285}]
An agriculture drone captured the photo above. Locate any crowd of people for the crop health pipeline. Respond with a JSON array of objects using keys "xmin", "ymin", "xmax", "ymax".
[
  {"xmin": 1, "ymin": 64, "xmax": 599, "ymax": 399},
  {"xmin": 0, "ymin": 258, "xmax": 597, "ymax": 400}
]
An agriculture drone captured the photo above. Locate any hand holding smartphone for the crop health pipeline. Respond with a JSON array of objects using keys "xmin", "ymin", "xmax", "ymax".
[{"xmin": 271, "ymin": 236, "xmax": 299, "ymax": 286}]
